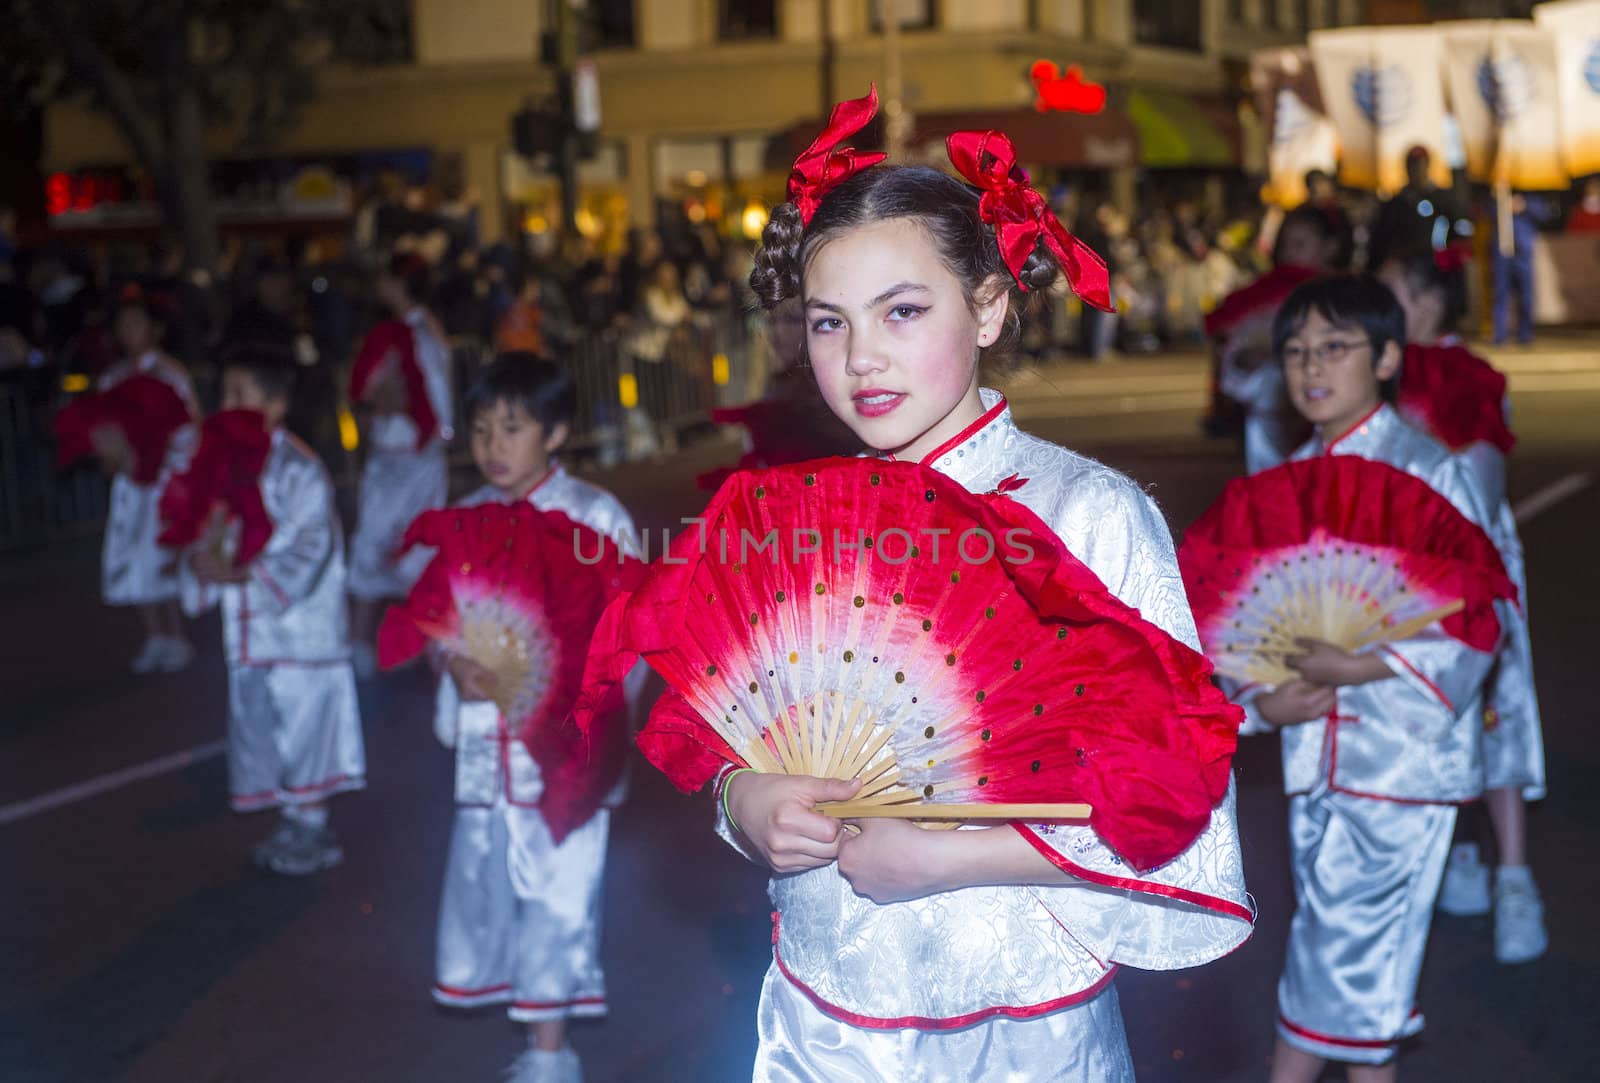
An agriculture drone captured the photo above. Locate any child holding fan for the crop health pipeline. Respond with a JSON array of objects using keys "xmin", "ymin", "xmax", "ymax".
[
  {"xmin": 1204, "ymin": 277, "xmax": 1512, "ymax": 1082},
  {"xmin": 584, "ymin": 90, "xmax": 1253, "ymax": 1080},
  {"xmin": 1379, "ymin": 248, "xmax": 1547, "ymax": 964},
  {"xmin": 169, "ymin": 343, "xmax": 366, "ymax": 875}
]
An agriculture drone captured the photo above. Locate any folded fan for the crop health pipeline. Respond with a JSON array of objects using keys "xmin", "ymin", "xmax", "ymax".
[
  {"xmin": 576, "ymin": 458, "xmax": 1242, "ymax": 872},
  {"xmin": 1397, "ymin": 343, "xmax": 1515, "ymax": 454},
  {"xmin": 1178, "ymin": 455, "xmax": 1516, "ymax": 686},
  {"xmin": 54, "ymin": 374, "xmax": 191, "ymax": 485},
  {"xmin": 157, "ymin": 409, "xmax": 274, "ymax": 565},
  {"xmin": 349, "ymin": 320, "xmax": 439, "ymax": 451},
  {"xmin": 378, "ymin": 502, "xmax": 645, "ymax": 842}
]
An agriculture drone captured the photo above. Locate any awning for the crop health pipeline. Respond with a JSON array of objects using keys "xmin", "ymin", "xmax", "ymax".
[
  {"xmin": 909, "ymin": 107, "xmax": 1140, "ymax": 170},
  {"xmin": 1126, "ymin": 89, "xmax": 1240, "ymax": 168}
]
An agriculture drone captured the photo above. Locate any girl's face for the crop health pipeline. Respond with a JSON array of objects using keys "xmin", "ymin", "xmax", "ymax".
[
  {"xmin": 803, "ymin": 217, "xmax": 1007, "ymax": 462},
  {"xmin": 220, "ymin": 367, "xmax": 289, "ymax": 430},
  {"xmin": 1377, "ymin": 263, "xmax": 1444, "ymax": 344},
  {"xmin": 1281, "ymin": 308, "xmax": 1400, "ymax": 440},
  {"xmin": 114, "ymin": 306, "xmax": 159, "ymax": 357}
]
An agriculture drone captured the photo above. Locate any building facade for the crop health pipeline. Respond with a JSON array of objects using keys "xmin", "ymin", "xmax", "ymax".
[{"xmin": 41, "ymin": 0, "xmax": 1332, "ymax": 245}]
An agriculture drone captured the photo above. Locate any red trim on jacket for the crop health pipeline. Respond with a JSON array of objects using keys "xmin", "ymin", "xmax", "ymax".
[
  {"xmin": 1013, "ymin": 825, "xmax": 1257, "ymax": 924},
  {"xmin": 1376, "ymin": 644, "xmax": 1454, "ymax": 711},
  {"xmin": 915, "ymin": 396, "xmax": 1010, "ymax": 466},
  {"xmin": 770, "ymin": 912, "xmax": 1118, "ymax": 1030},
  {"xmin": 1321, "ymin": 403, "xmax": 1385, "ymax": 454}
]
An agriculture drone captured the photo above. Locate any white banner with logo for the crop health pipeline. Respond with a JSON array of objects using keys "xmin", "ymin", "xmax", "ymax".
[
  {"xmin": 1310, "ymin": 27, "xmax": 1452, "ymax": 194},
  {"xmin": 1535, "ymin": 0, "xmax": 1600, "ymax": 177},
  {"xmin": 1252, "ymin": 47, "xmax": 1340, "ymax": 208},
  {"xmin": 1445, "ymin": 21, "xmax": 1568, "ymax": 191}
]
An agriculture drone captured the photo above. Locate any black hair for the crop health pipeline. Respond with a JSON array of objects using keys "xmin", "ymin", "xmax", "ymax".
[
  {"xmin": 1272, "ymin": 202, "xmax": 1354, "ymax": 271},
  {"xmin": 749, "ymin": 164, "xmax": 1063, "ymax": 361},
  {"xmin": 464, "ymin": 352, "xmax": 576, "ymax": 433},
  {"xmin": 385, "ymin": 252, "xmax": 431, "ymax": 305},
  {"xmin": 1385, "ymin": 246, "xmax": 1468, "ymax": 335},
  {"xmin": 1272, "ymin": 275, "xmax": 1406, "ymax": 398},
  {"xmin": 220, "ymin": 341, "xmax": 298, "ymax": 402}
]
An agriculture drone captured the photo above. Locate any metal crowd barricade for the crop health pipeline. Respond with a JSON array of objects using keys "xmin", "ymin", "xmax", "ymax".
[{"xmin": 0, "ymin": 375, "xmax": 109, "ymax": 552}]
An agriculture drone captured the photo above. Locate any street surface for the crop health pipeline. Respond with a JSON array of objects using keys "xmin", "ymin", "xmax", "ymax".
[{"xmin": 3, "ymin": 341, "xmax": 1598, "ymax": 1082}]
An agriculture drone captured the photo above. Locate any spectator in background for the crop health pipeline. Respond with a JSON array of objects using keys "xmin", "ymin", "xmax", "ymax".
[
  {"xmin": 494, "ymin": 269, "xmax": 546, "ymax": 357},
  {"xmin": 221, "ymin": 259, "xmax": 299, "ymax": 355},
  {"xmin": 1565, "ymin": 177, "xmax": 1600, "ymax": 234},
  {"xmin": 1367, "ymin": 146, "xmax": 1470, "ymax": 271},
  {"xmin": 1491, "ymin": 191, "xmax": 1554, "ymax": 347}
]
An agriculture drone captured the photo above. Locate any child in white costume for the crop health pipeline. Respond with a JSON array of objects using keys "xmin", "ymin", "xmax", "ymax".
[
  {"xmin": 430, "ymin": 355, "xmax": 643, "ymax": 1083},
  {"xmin": 182, "ymin": 345, "xmax": 366, "ymax": 876},
  {"xmin": 348, "ymin": 253, "xmax": 454, "ymax": 677},
  {"xmin": 98, "ymin": 293, "xmax": 199, "ymax": 673},
  {"xmin": 1378, "ymin": 250, "xmax": 1547, "ymax": 965},
  {"xmin": 718, "ymin": 103, "xmax": 1254, "ymax": 1081},
  {"xmin": 1236, "ymin": 278, "xmax": 1504, "ymax": 1083}
]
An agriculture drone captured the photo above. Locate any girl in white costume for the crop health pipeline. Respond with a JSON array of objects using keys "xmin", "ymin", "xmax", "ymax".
[
  {"xmin": 431, "ymin": 355, "xmax": 643, "ymax": 1083},
  {"xmin": 348, "ymin": 253, "xmax": 454, "ymax": 677},
  {"xmin": 715, "ymin": 100, "xmax": 1254, "ymax": 1082},
  {"xmin": 98, "ymin": 293, "xmax": 199, "ymax": 673}
]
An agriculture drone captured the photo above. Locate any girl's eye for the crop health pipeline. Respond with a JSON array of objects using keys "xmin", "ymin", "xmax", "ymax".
[
  {"xmin": 888, "ymin": 304, "xmax": 926, "ymax": 321},
  {"xmin": 810, "ymin": 316, "xmax": 843, "ymax": 333}
]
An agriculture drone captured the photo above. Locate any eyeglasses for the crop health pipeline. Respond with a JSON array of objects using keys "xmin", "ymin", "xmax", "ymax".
[{"xmin": 1281, "ymin": 339, "xmax": 1372, "ymax": 371}]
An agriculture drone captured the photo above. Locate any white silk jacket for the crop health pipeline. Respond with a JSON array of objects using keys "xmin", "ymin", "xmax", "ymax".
[
  {"xmin": 720, "ymin": 391, "xmax": 1254, "ymax": 1028},
  {"xmin": 1236, "ymin": 404, "xmax": 1503, "ymax": 803}
]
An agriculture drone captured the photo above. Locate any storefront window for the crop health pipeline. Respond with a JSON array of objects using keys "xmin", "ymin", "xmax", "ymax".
[
  {"xmin": 1133, "ymin": 1, "xmax": 1202, "ymax": 51},
  {"xmin": 719, "ymin": 0, "xmax": 777, "ymax": 39}
]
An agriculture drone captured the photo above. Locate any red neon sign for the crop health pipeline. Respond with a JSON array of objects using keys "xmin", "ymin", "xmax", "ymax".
[{"xmin": 1030, "ymin": 61, "xmax": 1106, "ymax": 115}]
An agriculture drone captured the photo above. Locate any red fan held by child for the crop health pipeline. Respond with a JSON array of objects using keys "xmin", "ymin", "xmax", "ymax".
[
  {"xmin": 577, "ymin": 458, "xmax": 1242, "ymax": 873},
  {"xmin": 1178, "ymin": 456, "xmax": 1517, "ymax": 687},
  {"xmin": 157, "ymin": 409, "xmax": 274, "ymax": 569},
  {"xmin": 378, "ymin": 503, "xmax": 646, "ymax": 842},
  {"xmin": 54, "ymin": 374, "xmax": 191, "ymax": 485},
  {"xmin": 1397, "ymin": 343, "xmax": 1515, "ymax": 455},
  {"xmin": 349, "ymin": 320, "xmax": 440, "ymax": 451}
]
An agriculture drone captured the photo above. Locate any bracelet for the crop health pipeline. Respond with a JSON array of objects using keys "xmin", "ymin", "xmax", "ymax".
[{"xmin": 721, "ymin": 767, "xmax": 756, "ymax": 835}]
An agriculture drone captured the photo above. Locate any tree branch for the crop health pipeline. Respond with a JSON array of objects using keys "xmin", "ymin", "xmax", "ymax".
[{"xmin": 36, "ymin": 2, "xmax": 167, "ymax": 178}]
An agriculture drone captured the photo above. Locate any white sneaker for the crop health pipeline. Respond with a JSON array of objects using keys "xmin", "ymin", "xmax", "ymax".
[
  {"xmin": 351, "ymin": 642, "xmax": 378, "ymax": 681},
  {"xmin": 503, "ymin": 1047, "xmax": 583, "ymax": 1083},
  {"xmin": 155, "ymin": 637, "xmax": 195, "ymax": 673},
  {"xmin": 1437, "ymin": 841, "xmax": 1492, "ymax": 916},
  {"xmin": 130, "ymin": 638, "xmax": 166, "ymax": 675},
  {"xmin": 1494, "ymin": 871, "xmax": 1548, "ymax": 964}
]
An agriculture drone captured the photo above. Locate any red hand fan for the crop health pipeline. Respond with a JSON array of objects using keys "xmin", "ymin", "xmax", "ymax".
[
  {"xmin": 379, "ymin": 503, "xmax": 646, "ymax": 842},
  {"xmin": 1178, "ymin": 456, "xmax": 1516, "ymax": 686},
  {"xmin": 1398, "ymin": 343, "xmax": 1515, "ymax": 454},
  {"xmin": 1203, "ymin": 264, "xmax": 1323, "ymax": 339},
  {"xmin": 54, "ymin": 374, "xmax": 191, "ymax": 485},
  {"xmin": 157, "ymin": 409, "xmax": 274, "ymax": 565},
  {"xmin": 696, "ymin": 399, "xmax": 860, "ymax": 491},
  {"xmin": 577, "ymin": 458, "xmax": 1242, "ymax": 873},
  {"xmin": 349, "ymin": 320, "xmax": 439, "ymax": 450}
]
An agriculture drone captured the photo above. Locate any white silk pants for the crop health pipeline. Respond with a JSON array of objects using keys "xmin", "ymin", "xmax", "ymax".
[
  {"xmin": 753, "ymin": 965, "xmax": 1135, "ymax": 1083},
  {"xmin": 1277, "ymin": 790, "xmax": 1456, "ymax": 1065},
  {"xmin": 433, "ymin": 804, "xmax": 610, "ymax": 1022}
]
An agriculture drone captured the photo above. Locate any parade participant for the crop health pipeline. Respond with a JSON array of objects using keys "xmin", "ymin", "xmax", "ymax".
[
  {"xmin": 427, "ymin": 355, "xmax": 643, "ymax": 1083},
  {"xmin": 174, "ymin": 343, "xmax": 365, "ymax": 875},
  {"xmin": 709, "ymin": 91, "xmax": 1253, "ymax": 1079},
  {"xmin": 347, "ymin": 253, "xmax": 454, "ymax": 679},
  {"xmin": 96, "ymin": 289, "xmax": 199, "ymax": 674},
  {"xmin": 1207, "ymin": 202, "xmax": 1350, "ymax": 471},
  {"xmin": 1239, "ymin": 276, "xmax": 1504, "ymax": 1081},
  {"xmin": 1379, "ymin": 249, "xmax": 1548, "ymax": 964}
]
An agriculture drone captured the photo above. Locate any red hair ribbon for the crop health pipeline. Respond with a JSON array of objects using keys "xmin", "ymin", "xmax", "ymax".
[
  {"xmin": 945, "ymin": 130, "xmax": 1113, "ymax": 311},
  {"xmin": 787, "ymin": 85, "xmax": 888, "ymax": 225},
  {"xmin": 1433, "ymin": 242, "xmax": 1470, "ymax": 275}
]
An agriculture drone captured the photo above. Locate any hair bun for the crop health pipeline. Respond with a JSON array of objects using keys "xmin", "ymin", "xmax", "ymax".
[
  {"xmin": 1017, "ymin": 241, "xmax": 1061, "ymax": 294},
  {"xmin": 750, "ymin": 203, "xmax": 805, "ymax": 307}
]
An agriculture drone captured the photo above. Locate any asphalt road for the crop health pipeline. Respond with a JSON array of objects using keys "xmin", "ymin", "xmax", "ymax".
[{"xmin": 3, "ymin": 344, "xmax": 1598, "ymax": 1082}]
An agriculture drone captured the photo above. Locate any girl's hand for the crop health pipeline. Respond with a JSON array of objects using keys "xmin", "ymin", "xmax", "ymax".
[
  {"xmin": 1254, "ymin": 679, "xmax": 1337, "ymax": 727},
  {"xmin": 445, "ymin": 655, "xmax": 498, "ymax": 703},
  {"xmin": 1287, "ymin": 638, "xmax": 1394, "ymax": 688},
  {"xmin": 836, "ymin": 818, "xmax": 953, "ymax": 904},
  {"xmin": 725, "ymin": 772, "xmax": 860, "ymax": 875}
]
